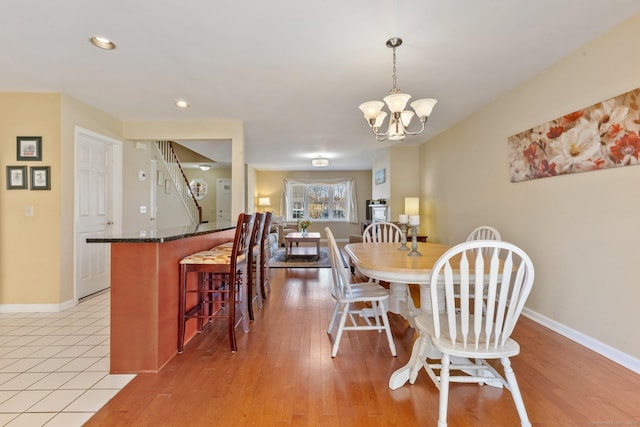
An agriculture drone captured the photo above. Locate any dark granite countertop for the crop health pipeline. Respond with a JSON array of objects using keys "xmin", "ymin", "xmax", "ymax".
[{"xmin": 86, "ymin": 222, "xmax": 235, "ymax": 243}]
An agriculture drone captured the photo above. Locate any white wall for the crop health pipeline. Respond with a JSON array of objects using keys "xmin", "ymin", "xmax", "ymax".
[{"xmin": 420, "ymin": 13, "xmax": 640, "ymax": 365}]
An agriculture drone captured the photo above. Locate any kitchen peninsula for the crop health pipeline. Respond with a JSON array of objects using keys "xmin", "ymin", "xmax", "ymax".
[{"xmin": 87, "ymin": 223, "xmax": 235, "ymax": 374}]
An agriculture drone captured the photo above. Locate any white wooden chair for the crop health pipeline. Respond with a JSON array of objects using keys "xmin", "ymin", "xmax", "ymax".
[
  {"xmin": 325, "ymin": 227, "xmax": 397, "ymax": 358},
  {"xmin": 363, "ymin": 221, "xmax": 402, "ymax": 243},
  {"xmin": 325, "ymin": 228, "xmax": 389, "ymax": 334},
  {"xmin": 361, "ymin": 222, "xmax": 403, "ymax": 285},
  {"xmin": 466, "ymin": 225, "xmax": 501, "ymax": 244},
  {"xmin": 410, "ymin": 240, "xmax": 534, "ymax": 427}
]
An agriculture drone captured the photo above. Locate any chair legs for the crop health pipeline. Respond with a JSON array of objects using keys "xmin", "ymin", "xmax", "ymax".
[
  {"xmin": 435, "ymin": 353, "xmax": 451, "ymax": 427},
  {"xmin": 411, "ymin": 345, "xmax": 531, "ymax": 427},
  {"xmin": 326, "ymin": 301, "xmax": 340, "ymax": 334},
  {"xmin": 330, "ymin": 300, "xmax": 396, "ymax": 357},
  {"xmin": 178, "ymin": 265, "xmax": 247, "ymax": 353},
  {"xmin": 247, "ymin": 259, "xmax": 257, "ymax": 321},
  {"xmin": 502, "ymin": 357, "xmax": 532, "ymax": 427},
  {"xmin": 331, "ymin": 302, "xmax": 349, "ymax": 357},
  {"xmin": 260, "ymin": 247, "xmax": 271, "ymax": 300}
]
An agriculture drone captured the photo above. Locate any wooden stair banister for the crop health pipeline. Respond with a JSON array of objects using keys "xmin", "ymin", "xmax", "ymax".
[{"xmin": 154, "ymin": 140, "xmax": 203, "ymax": 225}]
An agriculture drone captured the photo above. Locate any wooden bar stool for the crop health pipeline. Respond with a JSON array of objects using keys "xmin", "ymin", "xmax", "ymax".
[
  {"xmin": 259, "ymin": 211, "xmax": 273, "ymax": 300},
  {"xmin": 178, "ymin": 213, "xmax": 254, "ymax": 353},
  {"xmin": 247, "ymin": 212, "xmax": 265, "ymax": 320}
]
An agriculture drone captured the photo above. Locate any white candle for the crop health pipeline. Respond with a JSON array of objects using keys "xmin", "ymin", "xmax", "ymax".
[
  {"xmin": 398, "ymin": 214, "xmax": 408, "ymax": 224},
  {"xmin": 409, "ymin": 215, "xmax": 420, "ymax": 226}
]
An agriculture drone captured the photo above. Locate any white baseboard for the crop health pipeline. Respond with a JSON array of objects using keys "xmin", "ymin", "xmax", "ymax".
[
  {"xmin": 0, "ymin": 298, "xmax": 77, "ymax": 314},
  {"xmin": 523, "ymin": 308, "xmax": 640, "ymax": 375}
]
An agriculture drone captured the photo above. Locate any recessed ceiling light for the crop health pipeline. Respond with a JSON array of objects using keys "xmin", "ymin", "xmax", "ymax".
[
  {"xmin": 199, "ymin": 165, "xmax": 211, "ymax": 171},
  {"xmin": 89, "ymin": 36, "xmax": 116, "ymax": 50},
  {"xmin": 175, "ymin": 100, "xmax": 190, "ymax": 108}
]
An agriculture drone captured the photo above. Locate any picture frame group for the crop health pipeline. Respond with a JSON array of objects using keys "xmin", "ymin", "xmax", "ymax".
[
  {"xmin": 5, "ymin": 166, "xmax": 51, "ymax": 190},
  {"xmin": 6, "ymin": 136, "xmax": 51, "ymax": 190}
]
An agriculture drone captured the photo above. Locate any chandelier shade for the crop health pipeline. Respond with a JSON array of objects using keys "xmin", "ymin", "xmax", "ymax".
[{"xmin": 359, "ymin": 37, "xmax": 437, "ymax": 141}]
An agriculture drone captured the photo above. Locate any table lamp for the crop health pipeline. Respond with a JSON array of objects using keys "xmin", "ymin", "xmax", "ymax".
[{"xmin": 258, "ymin": 197, "xmax": 271, "ymax": 212}]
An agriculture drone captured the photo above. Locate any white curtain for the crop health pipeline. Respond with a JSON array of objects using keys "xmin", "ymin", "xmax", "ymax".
[{"xmin": 281, "ymin": 178, "xmax": 358, "ymax": 223}]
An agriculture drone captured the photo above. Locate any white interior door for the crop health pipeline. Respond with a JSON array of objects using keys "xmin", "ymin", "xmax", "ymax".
[
  {"xmin": 75, "ymin": 128, "xmax": 122, "ymax": 300},
  {"xmin": 217, "ymin": 179, "xmax": 232, "ymax": 223}
]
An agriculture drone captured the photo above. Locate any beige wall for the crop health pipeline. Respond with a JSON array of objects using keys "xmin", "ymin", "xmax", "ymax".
[
  {"xmin": 371, "ymin": 146, "xmax": 421, "ymax": 225},
  {"xmin": 0, "ymin": 94, "xmax": 62, "ymax": 304},
  {"xmin": 0, "ymin": 93, "xmax": 123, "ymax": 305},
  {"xmin": 246, "ymin": 165, "xmax": 258, "ymax": 214},
  {"xmin": 371, "ymin": 151, "xmax": 390, "ymax": 202},
  {"xmin": 389, "ymin": 146, "xmax": 420, "ymax": 222},
  {"xmin": 419, "ymin": 14, "xmax": 640, "ymax": 360},
  {"xmin": 1, "ymin": 96, "xmax": 244, "ymax": 307},
  {"xmin": 183, "ymin": 167, "xmax": 232, "ymax": 223},
  {"xmin": 255, "ymin": 169, "xmax": 371, "ymax": 239}
]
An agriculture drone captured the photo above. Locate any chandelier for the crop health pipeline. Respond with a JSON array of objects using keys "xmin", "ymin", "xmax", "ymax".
[{"xmin": 359, "ymin": 37, "xmax": 437, "ymax": 141}]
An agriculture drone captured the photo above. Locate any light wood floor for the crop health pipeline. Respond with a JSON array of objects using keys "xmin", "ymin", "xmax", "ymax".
[{"xmin": 86, "ymin": 266, "xmax": 640, "ymax": 426}]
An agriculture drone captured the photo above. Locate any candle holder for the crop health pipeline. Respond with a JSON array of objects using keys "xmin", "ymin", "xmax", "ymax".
[
  {"xmin": 408, "ymin": 224, "xmax": 422, "ymax": 257},
  {"xmin": 398, "ymin": 223, "xmax": 409, "ymax": 251}
]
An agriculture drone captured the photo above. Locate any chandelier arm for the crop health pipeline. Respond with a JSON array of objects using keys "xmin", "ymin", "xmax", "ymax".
[
  {"xmin": 371, "ymin": 127, "xmax": 390, "ymax": 141},
  {"xmin": 403, "ymin": 118, "xmax": 428, "ymax": 136},
  {"xmin": 372, "ymin": 127, "xmax": 389, "ymax": 138}
]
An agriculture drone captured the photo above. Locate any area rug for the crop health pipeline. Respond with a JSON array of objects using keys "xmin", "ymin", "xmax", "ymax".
[{"xmin": 269, "ymin": 248, "xmax": 331, "ymax": 268}]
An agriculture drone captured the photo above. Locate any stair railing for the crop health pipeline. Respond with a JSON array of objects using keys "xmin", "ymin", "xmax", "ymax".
[{"xmin": 154, "ymin": 140, "xmax": 203, "ymax": 225}]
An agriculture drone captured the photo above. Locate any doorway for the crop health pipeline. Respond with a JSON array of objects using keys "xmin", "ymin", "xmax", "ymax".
[
  {"xmin": 216, "ymin": 179, "xmax": 232, "ymax": 223},
  {"xmin": 74, "ymin": 128, "xmax": 122, "ymax": 300}
]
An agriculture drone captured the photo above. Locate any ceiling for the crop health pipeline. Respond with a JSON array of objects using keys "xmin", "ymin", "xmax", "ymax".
[{"xmin": 2, "ymin": 1, "xmax": 640, "ymax": 171}]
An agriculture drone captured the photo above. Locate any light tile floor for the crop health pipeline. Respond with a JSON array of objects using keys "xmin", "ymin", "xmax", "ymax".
[{"xmin": 0, "ymin": 292, "xmax": 135, "ymax": 426}]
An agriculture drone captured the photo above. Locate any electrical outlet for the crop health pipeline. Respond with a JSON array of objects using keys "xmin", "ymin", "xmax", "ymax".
[{"xmin": 139, "ymin": 205, "xmax": 147, "ymax": 214}]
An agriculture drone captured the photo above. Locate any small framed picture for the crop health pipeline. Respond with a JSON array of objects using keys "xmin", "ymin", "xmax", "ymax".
[
  {"xmin": 30, "ymin": 166, "xmax": 50, "ymax": 190},
  {"xmin": 164, "ymin": 179, "xmax": 172, "ymax": 194},
  {"xmin": 374, "ymin": 168, "xmax": 386, "ymax": 185},
  {"xmin": 17, "ymin": 136, "xmax": 43, "ymax": 161},
  {"xmin": 6, "ymin": 166, "xmax": 28, "ymax": 189}
]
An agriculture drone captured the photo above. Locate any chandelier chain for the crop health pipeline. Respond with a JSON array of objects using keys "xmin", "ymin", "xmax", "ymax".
[{"xmin": 390, "ymin": 46, "xmax": 399, "ymax": 94}]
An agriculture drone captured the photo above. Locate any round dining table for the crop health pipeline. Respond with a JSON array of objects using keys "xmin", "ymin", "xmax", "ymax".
[
  {"xmin": 344, "ymin": 241, "xmax": 502, "ymax": 390},
  {"xmin": 344, "ymin": 241, "xmax": 452, "ymax": 320}
]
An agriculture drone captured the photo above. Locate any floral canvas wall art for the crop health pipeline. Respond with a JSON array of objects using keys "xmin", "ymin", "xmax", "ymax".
[{"xmin": 508, "ymin": 88, "xmax": 640, "ymax": 182}]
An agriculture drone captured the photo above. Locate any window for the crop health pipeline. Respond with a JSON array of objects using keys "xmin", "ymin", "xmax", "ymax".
[{"xmin": 286, "ymin": 181, "xmax": 350, "ymax": 222}]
